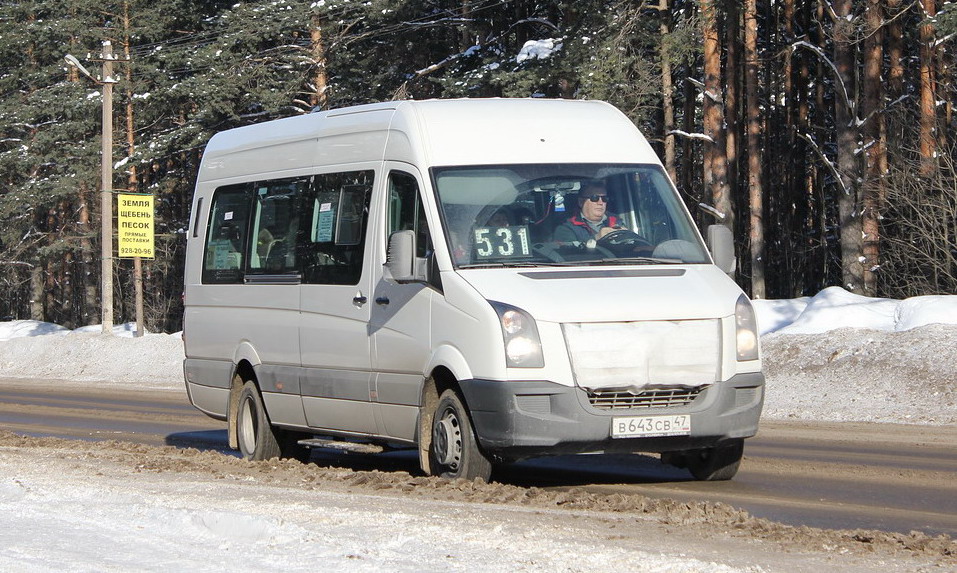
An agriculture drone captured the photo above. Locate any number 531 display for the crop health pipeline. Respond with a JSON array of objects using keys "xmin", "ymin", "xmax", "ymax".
[{"xmin": 472, "ymin": 226, "xmax": 532, "ymax": 259}]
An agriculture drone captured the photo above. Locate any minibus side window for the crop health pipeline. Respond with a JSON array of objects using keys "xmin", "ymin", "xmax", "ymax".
[
  {"xmin": 633, "ymin": 170, "xmax": 678, "ymax": 244},
  {"xmin": 387, "ymin": 171, "xmax": 431, "ymax": 258},
  {"xmin": 300, "ymin": 170, "xmax": 373, "ymax": 285},
  {"xmin": 202, "ymin": 184, "xmax": 252, "ymax": 284},
  {"xmin": 247, "ymin": 177, "xmax": 308, "ymax": 276}
]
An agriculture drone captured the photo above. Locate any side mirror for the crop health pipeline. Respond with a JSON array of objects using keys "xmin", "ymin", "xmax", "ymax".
[
  {"xmin": 707, "ymin": 224, "xmax": 736, "ymax": 275},
  {"xmin": 385, "ymin": 230, "xmax": 416, "ymax": 282}
]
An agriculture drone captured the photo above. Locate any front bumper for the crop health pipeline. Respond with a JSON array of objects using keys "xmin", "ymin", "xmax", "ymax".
[{"xmin": 459, "ymin": 372, "xmax": 764, "ymax": 462}]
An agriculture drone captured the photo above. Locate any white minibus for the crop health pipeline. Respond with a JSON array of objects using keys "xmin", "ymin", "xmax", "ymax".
[{"xmin": 183, "ymin": 98, "xmax": 763, "ymax": 481}]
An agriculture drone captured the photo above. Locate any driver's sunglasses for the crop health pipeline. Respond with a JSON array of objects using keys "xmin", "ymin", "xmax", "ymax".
[{"xmin": 585, "ymin": 194, "xmax": 608, "ymax": 203}]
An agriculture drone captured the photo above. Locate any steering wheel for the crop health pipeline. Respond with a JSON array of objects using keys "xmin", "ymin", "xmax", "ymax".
[{"xmin": 595, "ymin": 229, "xmax": 655, "ymax": 257}]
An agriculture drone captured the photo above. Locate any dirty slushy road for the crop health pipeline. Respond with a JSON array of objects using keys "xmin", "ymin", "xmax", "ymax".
[{"xmin": 2, "ymin": 381, "xmax": 956, "ymax": 539}]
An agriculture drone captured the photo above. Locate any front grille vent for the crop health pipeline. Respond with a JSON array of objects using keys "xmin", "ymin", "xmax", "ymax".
[{"xmin": 587, "ymin": 386, "xmax": 708, "ymax": 410}]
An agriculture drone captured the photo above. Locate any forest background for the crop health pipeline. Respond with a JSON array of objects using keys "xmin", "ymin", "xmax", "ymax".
[{"xmin": 1, "ymin": 0, "xmax": 956, "ymax": 333}]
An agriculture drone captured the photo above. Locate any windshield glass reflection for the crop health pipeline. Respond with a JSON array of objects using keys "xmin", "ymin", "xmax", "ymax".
[{"xmin": 432, "ymin": 164, "xmax": 709, "ymax": 268}]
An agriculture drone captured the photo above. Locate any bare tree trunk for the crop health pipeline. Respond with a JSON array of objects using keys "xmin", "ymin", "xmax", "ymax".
[
  {"xmin": 60, "ymin": 198, "xmax": 74, "ymax": 328},
  {"xmin": 861, "ymin": 0, "xmax": 886, "ymax": 296},
  {"xmin": 30, "ymin": 266, "xmax": 43, "ymax": 321},
  {"xmin": 886, "ymin": 0, "xmax": 905, "ymax": 98},
  {"xmin": 682, "ymin": 69, "xmax": 696, "ymax": 207},
  {"xmin": 311, "ymin": 14, "xmax": 330, "ymax": 109},
  {"xmin": 919, "ymin": 0, "xmax": 938, "ymax": 177},
  {"xmin": 701, "ymin": 0, "xmax": 733, "ymax": 234},
  {"xmin": 744, "ymin": 0, "xmax": 765, "ymax": 298},
  {"xmin": 658, "ymin": 0, "xmax": 676, "ymax": 181},
  {"xmin": 833, "ymin": 0, "xmax": 864, "ymax": 292},
  {"xmin": 77, "ymin": 182, "xmax": 97, "ymax": 325},
  {"xmin": 792, "ymin": 0, "xmax": 815, "ymax": 296},
  {"xmin": 459, "ymin": 0, "xmax": 472, "ymax": 51},
  {"xmin": 724, "ymin": 1, "xmax": 740, "ymax": 226},
  {"xmin": 123, "ymin": 1, "xmax": 145, "ymax": 334}
]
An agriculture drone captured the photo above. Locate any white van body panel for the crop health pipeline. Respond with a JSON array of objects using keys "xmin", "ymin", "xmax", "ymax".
[{"xmin": 454, "ymin": 266, "xmax": 742, "ymax": 323}]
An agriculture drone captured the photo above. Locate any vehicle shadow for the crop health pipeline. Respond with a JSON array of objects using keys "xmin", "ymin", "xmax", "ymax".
[
  {"xmin": 165, "ymin": 430, "xmax": 238, "ymax": 457},
  {"xmin": 500, "ymin": 453, "xmax": 693, "ymax": 486}
]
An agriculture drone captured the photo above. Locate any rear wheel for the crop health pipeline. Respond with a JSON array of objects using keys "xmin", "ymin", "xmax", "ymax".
[
  {"xmin": 236, "ymin": 380, "xmax": 282, "ymax": 461},
  {"xmin": 677, "ymin": 439, "xmax": 745, "ymax": 481},
  {"xmin": 429, "ymin": 389, "xmax": 492, "ymax": 481}
]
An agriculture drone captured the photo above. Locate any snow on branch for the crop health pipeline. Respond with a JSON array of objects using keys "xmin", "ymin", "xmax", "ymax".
[
  {"xmin": 796, "ymin": 130, "xmax": 851, "ymax": 197},
  {"xmin": 936, "ymin": 32, "xmax": 956, "ymax": 48},
  {"xmin": 668, "ymin": 130, "xmax": 715, "ymax": 144},
  {"xmin": 685, "ymin": 77, "xmax": 722, "ymax": 105},
  {"xmin": 790, "ymin": 40, "xmax": 855, "ymax": 119},
  {"xmin": 0, "ymin": 261, "xmax": 35, "ymax": 268},
  {"xmin": 413, "ymin": 51, "xmax": 464, "ymax": 77},
  {"xmin": 698, "ymin": 203, "xmax": 726, "ymax": 220}
]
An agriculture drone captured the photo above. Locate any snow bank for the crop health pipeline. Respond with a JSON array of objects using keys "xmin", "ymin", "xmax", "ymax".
[
  {"xmin": 752, "ymin": 286, "xmax": 957, "ymax": 334},
  {"xmin": 0, "ymin": 321, "xmax": 184, "ymax": 389}
]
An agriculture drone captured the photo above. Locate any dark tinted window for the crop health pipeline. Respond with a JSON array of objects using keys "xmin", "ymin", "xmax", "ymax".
[
  {"xmin": 203, "ymin": 184, "xmax": 252, "ymax": 284},
  {"xmin": 300, "ymin": 170, "xmax": 373, "ymax": 285},
  {"xmin": 201, "ymin": 170, "xmax": 373, "ymax": 286}
]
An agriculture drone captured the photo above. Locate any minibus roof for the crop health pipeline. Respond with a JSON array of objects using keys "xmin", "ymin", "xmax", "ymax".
[
  {"xmin": 198, "ymin": 99, "xmax": 660, "ymax": 181},
  {"xmin": 387, "ymin": 98, "xmax": 658, "ymax": 167}
]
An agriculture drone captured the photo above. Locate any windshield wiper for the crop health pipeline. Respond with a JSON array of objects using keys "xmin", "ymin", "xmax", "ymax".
[
  {"xmin": 592, "ymin": 257, "xmax": 683, "ymax": 265},
  {"xmin": 457, "ymin": 261, "xmax": 579, "ymax": 269}
]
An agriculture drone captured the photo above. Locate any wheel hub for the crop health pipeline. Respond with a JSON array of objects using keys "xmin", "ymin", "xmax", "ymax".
[
  {"xmin": 433, "ymin": 411, "xmax": 462, "ymax": 468},
  {"xmin": 239, "ymin": 396, "xmax": 257, "ymax": 453}
]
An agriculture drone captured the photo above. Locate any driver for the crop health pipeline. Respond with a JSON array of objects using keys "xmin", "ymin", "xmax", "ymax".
[{"xmin": 553, "ymin": 180, "xmax": 622, "ymax": 243}]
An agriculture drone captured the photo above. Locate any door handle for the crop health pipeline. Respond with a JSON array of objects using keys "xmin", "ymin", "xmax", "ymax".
[
  {"xmin": 375, "ymin": 296, "xmax": 390, "ymax": 306},
  {"xmin": 353, "ymin": 295, "xmax": 368, "ymax": 306}
]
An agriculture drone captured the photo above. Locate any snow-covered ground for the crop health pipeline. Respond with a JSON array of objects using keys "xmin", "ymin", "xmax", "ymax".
[{"xmin": 1, "ymin": 286, "xmax": 955, "ymax": 571}]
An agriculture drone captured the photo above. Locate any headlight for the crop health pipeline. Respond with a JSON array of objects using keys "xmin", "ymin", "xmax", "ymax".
[
  {"xmin": 490, "ymin": 302, "xmax": 544, "ymax": 368},
  {"xmin": 735, "ymin": 294, "xmax": 760, "ymax": 361}
]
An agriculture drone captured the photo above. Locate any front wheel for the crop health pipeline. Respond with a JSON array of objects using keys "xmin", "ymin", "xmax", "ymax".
[
  {"xmin": 236, "ymin": 380, "xmax": 282, "ymax": 461},
  {"xmin": 429, "ymin": 389, "xmax": 492, "ymax": 481}
]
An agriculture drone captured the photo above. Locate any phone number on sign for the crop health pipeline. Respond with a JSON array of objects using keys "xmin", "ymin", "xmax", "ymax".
[{"xmin": 120, "ymin": 247, "xmax": 153, "ymax": 256}]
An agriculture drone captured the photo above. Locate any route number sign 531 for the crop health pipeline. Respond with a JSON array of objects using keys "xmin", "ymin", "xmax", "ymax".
[{"xmin": 473, "ymin": 226, "xmax": 532, "ymax": 260}]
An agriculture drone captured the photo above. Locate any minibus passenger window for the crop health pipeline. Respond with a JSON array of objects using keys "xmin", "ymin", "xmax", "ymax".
[
  {"xmin": 300, "ymin": 170, "xmax": 373, "ymax": 285},
  {"xmin": 247, "ymin": 179, "xmax": 306, "ymax": 275},
  {"xmin": 202, "ymin": 184, "xmax": 252, "ymax": 284},
  {"xmin": 336, "ymin": 185, "xmax": 367, "ymax": 246}
]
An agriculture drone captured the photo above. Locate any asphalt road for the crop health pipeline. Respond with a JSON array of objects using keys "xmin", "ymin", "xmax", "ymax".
[{"xmin": 2, "ymin": 381, "xmax": 955, "ymax": 537}]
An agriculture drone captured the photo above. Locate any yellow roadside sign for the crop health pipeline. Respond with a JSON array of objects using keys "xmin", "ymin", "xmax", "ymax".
[{"xmin": 117, "ymin": 194, "xmax": 155, "ymax": 259}]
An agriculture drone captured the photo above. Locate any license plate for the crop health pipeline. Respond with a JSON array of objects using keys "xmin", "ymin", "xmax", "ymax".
[{"xmin": 611, "ymin": 414, "xmax": 691, "ymax": 438}]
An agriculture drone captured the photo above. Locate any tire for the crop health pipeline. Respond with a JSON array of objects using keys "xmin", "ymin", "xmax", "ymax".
[
  {"xmin": 236, "ymin": 380, "xmax": 282, "ymax": 461},
  {"xmin": 428, "ymin": 389, "xmax": 492, "ymax": 481},
  {"xmin": 683, "ymin": 439, "xmax": 745, "ymax": 481}
]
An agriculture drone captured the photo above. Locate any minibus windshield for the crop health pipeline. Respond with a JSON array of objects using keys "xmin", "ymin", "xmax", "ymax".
[{"xmin": 432, "ymin": 164, "xmax": 710, "ymax": 268}]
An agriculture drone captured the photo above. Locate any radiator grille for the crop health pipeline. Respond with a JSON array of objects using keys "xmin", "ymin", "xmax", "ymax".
[{"xmin": 587, "ymin": 386, "xmax": 708, "ymax": 410}]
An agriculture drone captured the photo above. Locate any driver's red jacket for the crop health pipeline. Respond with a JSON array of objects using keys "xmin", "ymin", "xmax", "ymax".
[{"xmin": 553, "ymin": 214, "xmax": 622, "ymax": 243}]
